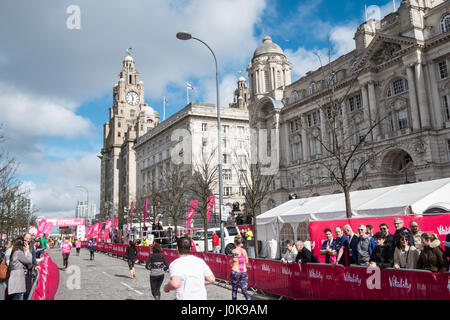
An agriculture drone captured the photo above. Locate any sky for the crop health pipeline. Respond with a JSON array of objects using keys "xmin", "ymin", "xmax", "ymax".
[{"xmin": 0, "ymin": 0, "xmax": 401, "ymax": 219}]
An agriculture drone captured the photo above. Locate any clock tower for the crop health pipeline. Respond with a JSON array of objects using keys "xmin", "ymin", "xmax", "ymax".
[{"xmin": 100, "ymin": 53, "xmax": 159, "ymax": 230}]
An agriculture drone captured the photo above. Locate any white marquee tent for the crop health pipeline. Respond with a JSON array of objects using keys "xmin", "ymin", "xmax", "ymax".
[{"xmin": 256, "ymin": 178, "xmax": 450, "ymax": 258}]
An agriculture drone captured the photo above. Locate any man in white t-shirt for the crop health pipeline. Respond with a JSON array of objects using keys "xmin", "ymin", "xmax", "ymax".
[{"xmin": 164, "ymin": 237, "xmax": 215, "ymax": 300}]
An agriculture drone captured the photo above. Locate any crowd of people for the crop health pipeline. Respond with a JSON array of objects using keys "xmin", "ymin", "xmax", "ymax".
[{"xmin": 281, "ymin": 218, "xmax": 450, "ymax": 273}]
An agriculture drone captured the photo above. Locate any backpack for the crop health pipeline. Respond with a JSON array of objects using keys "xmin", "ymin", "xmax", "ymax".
[{"xmin": 0, "ymin": 256, "xmax": 10, "ymax": 280}]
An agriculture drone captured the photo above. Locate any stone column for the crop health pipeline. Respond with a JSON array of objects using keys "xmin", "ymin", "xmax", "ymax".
[
  {"xmin": 319, "ymin": 108, "xmax": 328, "ymax": 152},
  {"xmin": 426, "ymin": 62, "xmax": 444, "ymax": 128},
  {"xmin": 361, "ymin": 85, "xmax": 373, "ymax": 141},
  {"xmin": 367, "ymin": 82, "xmax": 380, "ymax": 140},
  {"xmin": 415, "ymin": 63, "xmax": 431, "ymax": 128},
  {"xmin": 406, "ymin": 65, "xmax": 421, "ymax": 130},
  {"xmin": 301, "ymin": 115, "xmax": 310, "ymax": 161}
]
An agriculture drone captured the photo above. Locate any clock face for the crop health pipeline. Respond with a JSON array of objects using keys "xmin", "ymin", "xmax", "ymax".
[{"xmin": 126, "ymin": 91, "xmax": 140, "ymax": 106}]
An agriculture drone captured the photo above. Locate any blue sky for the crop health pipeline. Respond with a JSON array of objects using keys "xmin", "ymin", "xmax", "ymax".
[{"xmin": 0, "ymin": 0, "xmax": 400, "ymax": 218}]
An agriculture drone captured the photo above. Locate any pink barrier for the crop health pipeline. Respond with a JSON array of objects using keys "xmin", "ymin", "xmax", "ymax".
[
  {"xmin": 32, "ymin": 253, "xmax": 60, "ymax": 300},
  {"xmin": 84, "ymin": 242, "xmax": 450, "ymax": 300}
]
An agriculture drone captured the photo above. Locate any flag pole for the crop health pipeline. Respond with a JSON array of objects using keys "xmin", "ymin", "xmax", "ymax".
[
  {"xmin": 163, "ymin": 96, "xmax": 166, "ymax": 121},
  {"xmin": 186, "ymin": 85, "xmax": 189, "ymax": 105},
  {"xmin": 365, "ymin": 5, "xmax": 368, "ymax": 21},
  {"xmin": 393, "ymin": 0, "xmax": 396, "ymax": 11}
]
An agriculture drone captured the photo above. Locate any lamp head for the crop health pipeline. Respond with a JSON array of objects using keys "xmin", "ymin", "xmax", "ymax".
[
  {"xmin": 176, "ymin": 32, "xmax": 192, "ymax": 40},
  {"xmin": 97, "ymin": 153, "xmax": 103, "ymax": 160}
]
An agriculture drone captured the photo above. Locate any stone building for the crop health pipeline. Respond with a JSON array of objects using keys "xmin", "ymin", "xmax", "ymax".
[
  {"xmin": 248, "ymin": 0, "xmax": 450, "ymax": 213},
  {"xmin": 134, "ymin": 78, "xmax": 250, "ymax": 228},
  {"xmin": 99, "ymin": 54, "xmax": 160, "ymax": 226}
]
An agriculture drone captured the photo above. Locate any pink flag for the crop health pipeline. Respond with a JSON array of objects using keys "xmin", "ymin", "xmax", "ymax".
[
  {"xmin": 186, "ymin": 200, "xmax": 198, "ymax": 230},
  {"xmin": 37, "ymin": 219, "xmax": 47, "ymax": 235},
  {"xmin": 206, "ymin": 195, "xmax": 215, "ymax": 225},
  {"xmin": 113, "ymin": 218, "xmax": 118, "ymax": 232},
  {"xmin": 28, "ymin": 225, "xmax": 38, "ymax": 237},
  {"xmin": 190, "ymin": 238, "xmax": 197, "ymax": 252},
  {"xmin": 42, "ymin": 221, "xmax": 54, "ymax": 238},
  {"xmin": 144, "ymin": 197, "xmax": 149, "ymax": 228},
  {"xmin": 104, "ymin": 219, "xmax": 112, "ymax": 240},
  {"xmin": 93, "ymin": 222, "xmax": 103, "ymax": 238}
]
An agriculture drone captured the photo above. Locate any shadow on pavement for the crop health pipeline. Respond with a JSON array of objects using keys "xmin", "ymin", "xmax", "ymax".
[{"xmin": 114, "ymin": 274, "xmax": 131, "ymax": 279}]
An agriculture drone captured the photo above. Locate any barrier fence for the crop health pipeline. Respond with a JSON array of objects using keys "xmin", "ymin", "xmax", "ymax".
[{"xmin": 82, "ymin": 241, "xmax": 450, "ymax": 300}]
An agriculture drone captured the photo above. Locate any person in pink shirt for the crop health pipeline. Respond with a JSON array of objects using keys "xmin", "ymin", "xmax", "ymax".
[
  {"xmin": 75, "ymin": 238, "xmax": 81, "ymax": 256},
  {"xmin": 61, "ymin": 237, "xmax": 72, "ymax": 270}
]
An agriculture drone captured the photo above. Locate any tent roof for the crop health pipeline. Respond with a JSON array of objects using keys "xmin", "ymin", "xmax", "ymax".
[{"xmin": 256, "ymin": 178, "xmax": 450, "ymax": 225}]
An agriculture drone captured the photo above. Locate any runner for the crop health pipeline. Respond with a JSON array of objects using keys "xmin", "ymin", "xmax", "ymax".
[
  {"xmin": 88, "ymin": 239, "xmax": 95, "ymax": 260},
  {"xmin": 164, "ymin": 236, "xmax": 215, "ymax": 300},
  {"xmin": 126, "ymin": 240, "xmax": 138, "ymax": 279},
  {"xmin": 229, "ymin": 234, "xmax": 251, "ymax": 300},
  {"xmin": 145, "ymin": 243, "xmax": 169, "ymax": 300},
  {"xmin": 61, "ymin": 237, "xmax": 72, "ymax": 270},
  {"xmin": 75, "ymin": 238, "xmax": 81, "ymax": 256}
]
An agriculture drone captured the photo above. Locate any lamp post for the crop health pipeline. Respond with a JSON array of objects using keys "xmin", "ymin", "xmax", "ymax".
[
  {"xmin": 176, "ymin": 32, "xmax": 225, "ymax": 254},
  {"xmin": 97, "ymin": 153, "xmax": 115, "ymax": 243}
]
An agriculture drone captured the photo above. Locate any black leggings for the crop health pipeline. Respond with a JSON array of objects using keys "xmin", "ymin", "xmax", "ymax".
[
  {"xmin": 63, "ymin": 253, "xmax": 70, "ymax": 268},
  {"xmin": 90, "ymin": 250, "xmax": 94, "ymax": 260},
  {"xmin": 150, "ymin": 275, "xmax": 164, "ymax": 298}
]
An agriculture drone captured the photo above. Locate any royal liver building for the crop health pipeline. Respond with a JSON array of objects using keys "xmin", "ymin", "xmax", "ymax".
[{"xmin": 248, "ymin": 0, "xmax": 450, "ymax": 213}]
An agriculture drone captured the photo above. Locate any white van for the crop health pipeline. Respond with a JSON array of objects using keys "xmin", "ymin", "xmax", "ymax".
[{"xmin": 192, "ymin": 226, "xmax": 240, "ymax": 254}]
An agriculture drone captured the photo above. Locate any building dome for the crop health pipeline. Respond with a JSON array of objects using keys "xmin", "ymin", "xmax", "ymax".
[
  {"xmin": 238, "ymin": 76, "xmax": 246, "ymax": 82},
  {"xmin": 253, "ymin": 36, "xmax": 284, "ymax": 58},
  {"xmin": 124, "ymin": 55, "xmax": 134, "ymax": 62},
  {"xmin": 140, "ymin": 105, "xmax": 156, "ymax": 117}
]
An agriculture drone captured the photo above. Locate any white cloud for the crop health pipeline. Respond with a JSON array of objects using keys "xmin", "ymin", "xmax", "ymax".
[
  {"xmin": 330, "ymin": 25, "xmax": 357, "ymax": 56},
  {"xmin": 201, "ymin": 73, "xmax": 240, "ymax": 108},
  {"xmin": 0, "ymin": 82, "xmax": 93, "ymax": 139}
]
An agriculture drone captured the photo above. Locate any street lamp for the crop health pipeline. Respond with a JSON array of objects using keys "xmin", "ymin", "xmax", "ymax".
[
  {"xmin": 97, "ymin": 153, "xmax": 115, "ymax": 242},
  {"xmin": 176, "ymin": 32, "xmax": 225, "ymax": 254}
]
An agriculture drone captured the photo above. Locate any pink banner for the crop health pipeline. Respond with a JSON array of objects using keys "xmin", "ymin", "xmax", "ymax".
[
  {"xmin": 186, "ymin": 200, "xmax": 198, "ymax": 230},
  {"xmin": 28, "ymin": 225, "xmax": 38, "ymax": 237},
  {"xmin": 32, "ymin": 253, "xmax": 59, "ymax": 300},
  {"xmin": 309, "ymin": 214, "xmax": 450, "ymax": 263},
  {"xmin": 144, "ymin": 197, "xmax": 149, "ymax": 228},
  {"xmin": 93, "ymin": 222, "xmax": 103, "ymax": 238},
  {"xmin": 45, "ymin": 218, "xmax": 85, "ymax": 227},
  {"xmin": 206, "ymin": 195, "xmax": 215, "ymax": 225},
  {"xmin": 41, "ymin": 221, "xmax": 54, "ymax": 238}
]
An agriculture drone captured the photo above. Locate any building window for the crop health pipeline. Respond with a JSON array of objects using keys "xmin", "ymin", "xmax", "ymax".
[
  {"xmin": 223, "ymin": 154, "xmax": 228, "ymax": 164},
  {"xmin": 356, "ymin": 123, "xmax": 365, "ymax": 142},
  {"xmin": 329, "ymin": 72, "xmax": 337, "ymax": 85},
  {"xmin": 295, "ymin": 119, "xmax": 300, "ymax": 131},
  {"xmin": 356, "ymin": 94, "xmax": 362, "ymax": 110},
  {"xmin": 117, "ymin": 132, "xmax": 121, "ymax": 137},
  {"xmin": 352, "ymin": 160, "xmax": 358, "ymax": 178},
  {"xmin": 307, "ymin": 114, "xmax": 312, "ymax": 127},
  {"xmin": 272, "ymin": 179, "xmax": 276, "ymax": 190},
  {"xmin": 397, "ymin": 110, "xmax": 408, "ymax": 129},
  {"xmin": 294, "ymin": 143, "xmax": 301, "ymax": 160},
  {"xmin": 297, "ymin": 171, "xmax": 302, "ymax": 187},
  {"xmin": 239, "ymin": 187, "xmax": 247, "ymax": 196},
  {"xmin": 441, "ymin": 14, "xmax": 450, "ymax": 33},
  {"xmin": 238, "ymin": 140, "xmax": 245, "ymax": 149},
  {"xmin": 237, "ymin": 126, "xmax": 245, "ymax": 135},
  {"xmin": 316, "ymin": 168, "xmax": 321, "ymax": 183},
  {"xmin": 130, "ymin": 110, "xmax": 135, "ymax": 118},
  {"xmin": 277, "ymin": 71, "xmax": 282, "ymax": 88},
  {"xmin": 309, "ymin": 83, "xmax": 317, "ymax": 95},
  {"xmin": 290, "ymin": 91, "xmax": 298, "ymax": 103},
  {"xmin": 238, "ymin": 169, "xmax": 247, "ymax": 181},
  {"xmin": 308, "ymin": 169, "xmax": 313, "ymax": 185},
  {"xmin": 264, "ymin": 71, "xmax": 270, "ymax": 92},
  {"xmin": 393, "ymin": 79, "xmax": 405, "ymax": 95},
  {"xmin": 118, "ymin": 122, "xmax": 121, "ymax": 128},
  {"xmin": 223, "ymin": 169, "xmax": 232, "ymax": 181},
  {"xmin": 238, "ymin": 155, "xmax": 247, "ymax": 165},
  {"xmin": 224, "ymin": 187, "xmax": 232, "ymax": 196},
  {"xmin": 439, "ymin": 61, "xmax": 448, "ymax": 79},
  {"xmin": 290, "ymin": 121, "xmax": 295, "ymax": 133},
  {"xmin": 222, "ymin": 125, "xmax": 229, "ymax": 134},
  {"xmin": 223, "ymin": 139, "xmax": 228, "ymax": 148},
  {"xmin": 443, "ymin": 96, "xmax": 450, "ymax": 120},
  {"xmin": 349, "ymin": 96, "xmax": 355, "ymax": 112},
  {"xmin": 312, "ymin": 112, "xmax": 318, "ymax": 126}
]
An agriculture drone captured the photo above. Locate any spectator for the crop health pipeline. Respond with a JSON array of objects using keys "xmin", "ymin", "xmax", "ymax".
[
  {"xmin": 379, "ymin": 224, "xmax": 395, "ymax": 248},
  {"xmin": 37, "ymin": 234, "xmax": 48, "ymax": 250},
  {"xmin": 320, "ymin": 229, "xmax": 337, "ymax": 264},
  {"xmin": 245, "ymin": 228, "xmax": 253, "ymax": 241},
  {"xmin": 7, "ymin": 237, "xmax": 33, "ymax": 300},
  {"xmin": 281, "ymin": 240, "xmax": 298, "ymax": 264},
  {"xmin": 3, "ymin": 240, "xmax": 13, "ymax": 267},
  {"xmin": 444, "ymin": 233, "xmax": 450, "ymax": 264},
  {"xmin": 368, "ymin": 232, "xmax": 394, "ymax": 269},
  {"xmin": 75, "ymin": 239, "xmax": 81, "ymax": 256},
  {"xmin": 212, "ymin": 232, "xmax": 220, "ymax": 253},
  {"xmin": 145, "ymin": 243, "xmax": 169, "ymax": 300},
  {"xmin": 409, "ymin": 220, "xmax": 423, "ymax": 252},
  {"xmin": 245, "ymin": 214, "xmax": 252, "ymax": 225},
  {"xmin": 416, "ymin": 233, "xmax": 448, "ymax": 272},
  {"xmin": 24, "ymin": 233, "xmax": 39, "ymax": 300},
  {"xmin": 88, "ymin": 239, "xmax": 95, "ymax": 260},
  {"xmin": 295, "ymin": 241, "xmax": 318, "ymax": 265},
  {"xmin": 393, "ymin": 233, "xmax": 420, "ymax": 270},
  {"xmin": 366, "ymin": 225, "xmax": 374, "ymax": 239},
  {"xmin": 335, "ymin": 226, "xmax": 349, "ymax": 265},
  {"xmin": 393, "ymin": 218, "xmax": 415, "ymax": 248},
  {"xmin": 34, "ymin": 242, "xmax": 45, "ymax": 259},
  {"xmin": 164, "ymin": 237, "xmax": 215, "ymax": 300},
  {"xmin": 126, "ymin": 240, "xmax": 139, "ymax": 279},
  {"xmin": 141, "ymin": 237, "xmax": 150, "ymax": 247},
  {"xmin": 352, "ymin": 225, "xmax": 376, "ymax": 266},
  {"xmin": 235, "ymin": 214, "xmax": 243, "ymax": 225},
  {"xmin": 343, "ymin": 224, "xmax": 358, "ymax": 265}
]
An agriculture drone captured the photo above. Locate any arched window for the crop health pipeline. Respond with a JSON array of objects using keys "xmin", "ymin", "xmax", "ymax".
[
  {"xmin": 280, "ymin": 223, "xmax": 294, "ymax": 253},
  {"xmin": 290, "ymin": 90, "xmax": 299, "ymax": 103},
  {"xmin": 296, "ymin": 222, "xmax": 310, "ymax": 241},
  {"xmin": 329, "ymin": 72, "xmax": 337, "ymax": 85},
  {"xmin": 441, "ymin": 14, "xmax": 450, "ymax": 33},
  {"xmin": 309, "ymin": 82, "xmax": 317, "ymax": 95}
]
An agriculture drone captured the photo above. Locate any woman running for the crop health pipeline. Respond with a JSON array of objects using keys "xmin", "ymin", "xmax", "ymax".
[
  {"xmin": 229, "ymin": 235, "xmax": 251, "ymax": 300},
  {"xmin": 126, "ymin": 240, "xmax": 138, "ymax": 279},
  {"xmin": 145, "ymin": 243, "xmax": 169, "ymax": 300},
  {"xmin": 61, "ymin": 237, "xmax": 72, "ymax": 270}
]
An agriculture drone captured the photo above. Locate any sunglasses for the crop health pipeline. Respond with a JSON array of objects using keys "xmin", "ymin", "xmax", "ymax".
[
  {"xmin": 357, "ymin": 229, "xmax": 364, "ymax": 231},
  {"xmin": 380, "ymin": 228, "xmax": 387, "ymax": 230}
]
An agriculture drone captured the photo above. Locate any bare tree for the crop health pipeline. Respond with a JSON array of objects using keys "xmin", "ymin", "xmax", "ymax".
[
  {"xmin": 159, "ymin": 163, "xmax": 191, "ymax": 238},
  {"xmin": 300, "ymin": 47, "xmax": 393, "ymax": 218},
  {"xmin": 233, "ymin": 148, "xmax": 274, "ymax": 257},
  {"xmin": 190, "ymin": 148, "xmax": 218, "ymax": 252}
]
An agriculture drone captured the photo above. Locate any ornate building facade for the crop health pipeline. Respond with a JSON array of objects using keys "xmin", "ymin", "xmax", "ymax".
[{"xmin": 248, "ymin": 0, "xmax": 450, "ymax": 213}]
